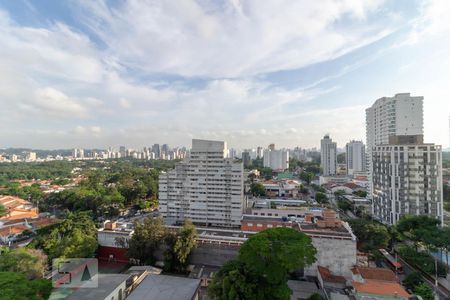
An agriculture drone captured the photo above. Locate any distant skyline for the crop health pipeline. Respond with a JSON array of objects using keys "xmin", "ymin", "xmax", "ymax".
[{"xmin": 0, "ymin": 0, "xmax": 449, "ymax": 149}]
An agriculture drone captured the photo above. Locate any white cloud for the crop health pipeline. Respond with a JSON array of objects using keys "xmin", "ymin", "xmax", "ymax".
[
  {"xmin": 75, "ymin": 0, "xmax": 391, "ymax": 78},
  {"xmin": 27, "ymin": 87, "xmax": 89, "ymax": 118},
  {"xmin": 119, "ymin": 98, "xmax": 131, "ymax": 108}
]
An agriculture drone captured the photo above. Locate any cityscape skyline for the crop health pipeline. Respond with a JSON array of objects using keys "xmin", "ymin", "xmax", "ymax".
[{"xmin": 0, "ymin": 1, "xmax": 449, "ymax": 149}]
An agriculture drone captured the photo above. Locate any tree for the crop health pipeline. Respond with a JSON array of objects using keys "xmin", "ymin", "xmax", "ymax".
[
  {"xmin": 402, "ymin": 272, "xmax": 423, "ymax": 291},
  {"xmin": 249, "ymin": 182, "xmax": 266, "ymax": 197},
  {"xmin": 0, "ymin": 248, "xmax": 47, "ymax": 279},
  {"xmin": 307, "ymin": 293, "xmax": 325, "ymax": 300},
  {"xmin": 353, "ymin": 190, "xmax": 367, "ymax": 198},
  {"xmin": 0, "ymin": 272, "xmax": 52, "ymax": 300},
  {"xmin": 315, "ymin": 192, "xmax": 328, "ymax": 204},
  {"xmin": 337, "ymin": 199, "xmax": 351, "ymax": 211},
  {"xmin": 396, "ymin": 215, "xmax": 440, "ymax": 250},
  {"xmin": 31, "ymin": 211, "xmax": 97, "ymax": 260},
  {"xmin": 413, "ymin": 282, "xmax": 434, "ymax": 300},
  {"xmin": 118, "ymin": 216, "xmax": 167, "ymax": 265},
  {"xmin": 208, "ymin": 259, "xmax": 260, "ymax": 300},
  {"xmin": 209, "ymin": 228, "xmax": 317, "ymax": 300},
  {"xmin": 348, "ymin": 219, "xmax": 389, "ymax": 254},
  {"xmin": 300, "ymin": 172, "xmax": 314, "ymax": 185},
  {"xmin": 164, "ymin": 219, "xmax": 198, "ymax": 272},
  {"xmin": 0, "ymin": 203, "xmax": 7, "ymax": 217}
]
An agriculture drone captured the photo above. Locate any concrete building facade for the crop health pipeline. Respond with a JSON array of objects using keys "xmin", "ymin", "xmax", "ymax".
[
  {"xmin": 372, "ymin": 137, "xmax": 443, "ymax": 225},
  {"xmin": 159, "ymin": 139, "xmax": 244, "ymax": 228},
  {"xmin": 263, "ymin": 149, "xmax": 289, "ymax": 171},
  {"xmin": 346, "ymin": 141, "xmax": 366, "ymax": 176},
  {"xmin": 321, "ymin": 135, "xmax": 337, "ymax": 176},
  {"xmin": 366, "ymin": 93, "xmax": 424, "ymax": 198}
]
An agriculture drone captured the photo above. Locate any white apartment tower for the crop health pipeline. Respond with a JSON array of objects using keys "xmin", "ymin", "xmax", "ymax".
[
  {"xmin": 366, "ymin": 93, "xmax": 423, "ymax": 197},
  {"xmin": 263, "ymin": 149, "xmax": 289, "ymax": 171},
  {"xmin": 345, "ymin": 141, "xmax": 366, "ymax": 175},
  {"xmin": 320, "ymin": 135, "xmax": 337, "ymax": 176},
  {"xmin": 159, "ymin": 139, "xmax": 244, "ymax": 228},
  {"xmin": 372, "ymin": 135, "xmax": 443, "ymax": 225}
]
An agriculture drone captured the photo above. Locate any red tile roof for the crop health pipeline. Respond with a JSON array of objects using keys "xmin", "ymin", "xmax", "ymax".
[
  {"xmin": 351, "ymin": 267, "xmax": 398, "ymax": 282},
  {"xmin": 352, "ymin": 280, "xmax": 410, "ymax": 297},
  {"xmin": 0, "ymin": 224, "xmax": 29, "ymax": 237}
]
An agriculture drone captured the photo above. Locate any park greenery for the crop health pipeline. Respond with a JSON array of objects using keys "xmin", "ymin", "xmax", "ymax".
[
  {"xmin": 0, "ymin": 272, "xmax": 52, "ymax": 300},
  {"xmin": 28, "ymin": 211, "xmax": 97, "ymax": 260},
  {"xmin": 208, "ymin": 228, "xmax": 317, "ymax": 300},
  {"xmin": 0, "ymin": 248, "xmax": 47, "ymax": 279},
  {"xmin": 117, "ymin": 217, "xmax": 197, "ymax": 273}
]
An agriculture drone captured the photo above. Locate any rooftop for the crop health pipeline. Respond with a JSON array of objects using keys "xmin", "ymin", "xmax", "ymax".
[
  {"xmin": 352, "ymin": 279, "xmax": 410, "ymax": 298},
  {"xmin": 65, "ymin": 274, "xmax": 130, "ymax": 300},
  {"xmin": 351, "ymin": 267, "xmax": 398, "ymax": 282},
  {"xmin": 127, "ymin": 274, "xmax": 201, "ymax": 300}
]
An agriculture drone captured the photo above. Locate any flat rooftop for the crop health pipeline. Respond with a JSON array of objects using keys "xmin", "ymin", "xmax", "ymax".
[
  {"xmin": 127, "ymin": 274, "xmax": 201, "ymax": 300},
  {"xmin": 62, "ymin": 274, "xmax": 130, "ymax": 300}
]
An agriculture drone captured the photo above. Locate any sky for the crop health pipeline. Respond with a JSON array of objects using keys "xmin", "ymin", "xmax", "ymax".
[{"xmin": 0, "ymin": 0, "xmax": 449, "ymax": 150}]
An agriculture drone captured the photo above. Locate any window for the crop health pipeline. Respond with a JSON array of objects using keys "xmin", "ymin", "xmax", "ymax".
[
  {"xmin": 267, "ymin": 224, "xmax": 273, "ymax": 228},
  {"xmin": 256, "ymin": 224, "xmax": 263, "ymax": 227}
]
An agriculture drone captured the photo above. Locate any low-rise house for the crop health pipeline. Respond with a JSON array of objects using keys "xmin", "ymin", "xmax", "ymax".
[{"xmin": 350, "ymin": 267, "xmax": 409, "ymax": 300}]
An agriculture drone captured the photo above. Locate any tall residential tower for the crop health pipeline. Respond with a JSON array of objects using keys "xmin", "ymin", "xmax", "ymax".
[
  {"xmin": 365, "ymin": 93, "xmax": 424, "ymax": 198},
  {"xmin": 345, "ymin": 141, "xmax": 366, "ymax": 175},
  {"xmin": 159, "ymin": 139, "xmax": 244, "ymax": 228},
  {"xmin": 320, "ymin": 135, "xmax": 337, "ymax": 176}
]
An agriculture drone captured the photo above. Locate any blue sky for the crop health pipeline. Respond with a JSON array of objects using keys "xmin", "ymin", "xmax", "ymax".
[{"xmin": 0, "ymin": 0, "xmax": 449, "ymax": 149}]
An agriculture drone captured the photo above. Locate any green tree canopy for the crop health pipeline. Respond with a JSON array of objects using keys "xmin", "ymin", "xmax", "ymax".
[
  {"xmin": 402, "ymin": 271, "xmax": 423, "ymax": 291},
  {"xmin": 413, "ymin": 282, "xmax": 434, "ymax": 300},
  {"xmin": 300, "ymin": 172, "xmax": 314, "ymax": 185},
  {"xmin": 315, "ymin": 192, "xmax": 328, "ymax": 204},
  {"xmin": 249, "ymin": 182, "xmax": 265, "ymax": 197},
  {"xmin": 29, "ymin": 211, "xmax": 97, "ymax": 260},
  {"xmin": 0, "ymin": 248, "xmax": 47, "ymax": 279},
  {"xmin": 209, "ymin": 228, "xmax": 317, "ymax": 300},
  {"xmin": 118, "ymin": 216, "xmax": 167, "ymax": 265},
  {"xmin": 164, "ymin": 219, "xmax": 198, "ymax": 272},
  {"xmin": 348, "ymin": 219, "xmax": 389, "ymax": 253},
  {"xmin": 0, "ymin": 272, "xmax": 52, "ymax": 300}
]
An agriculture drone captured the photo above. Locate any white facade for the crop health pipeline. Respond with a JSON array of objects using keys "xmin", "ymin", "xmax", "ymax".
[
  {"xmin": 159, "ymin": 139, "xmax": 244, "ymax": 228},
  {"xmin": 366, "ymin": 93, "xmax": 423, "ymax": 198},
  {"xmin": 263, "ymin": 149, "xmax": 289, "ymax": 171},
  {"xmin": 346, "ymin": 141, "xmax": 366, "ymax": 176},
  {"xmin": 372, "ymin": 143, "xmax": 443, "ymax": 225},
  {"xmin": 321, "ymin": 135, "xmax": 337, "ymax": 176}
]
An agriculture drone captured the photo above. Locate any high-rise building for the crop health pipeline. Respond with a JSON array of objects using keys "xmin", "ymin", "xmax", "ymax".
[
  {"xmin": 268, "ymin": 143, "xmax": 275, "ymax": 151},
  {"xmin": 242, "ymin": 151, "xmax": 251, "ymax": 168},
  {"xmin": 263, "ymin": 149, "xmax": 289, "ymax": 171},
  {"xmin": 320, "ymin": 135, "xmax": 337, "ymax": 176},
  {"xmin": 366, "ymin": 93, "xmax": 423, "ymax": 198},
  {"xmin": 152, "ymin": 144, "xmax": 160, "ymax": 159},
  {"xmin": 345, "ymin": 141, "xmax": 366, "ymax": 176},
  {"xmin": 159, "ymin": 139, "xmax": 244, "ymax": 228},
  {"xmin": 256, "ymin": 146, "xmax": 264, "ymax": 159},
  {"xmin": 372, "ymin": 135, "xmax": 443, "ymax": 225}
]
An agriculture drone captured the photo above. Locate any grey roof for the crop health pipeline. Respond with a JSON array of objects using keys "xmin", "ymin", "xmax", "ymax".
[
  {"xmin": 127, "ymin": 274, "xmax": 201, "ymax": 300},
  {"xmin": 65, "ymin": 274, "xmax": 130, "ymax": 300}
]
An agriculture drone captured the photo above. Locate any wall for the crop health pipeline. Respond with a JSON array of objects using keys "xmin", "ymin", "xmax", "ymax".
[{"xmin": 305, "ymin": 236, "xmax": 357, "ymax": 278}]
